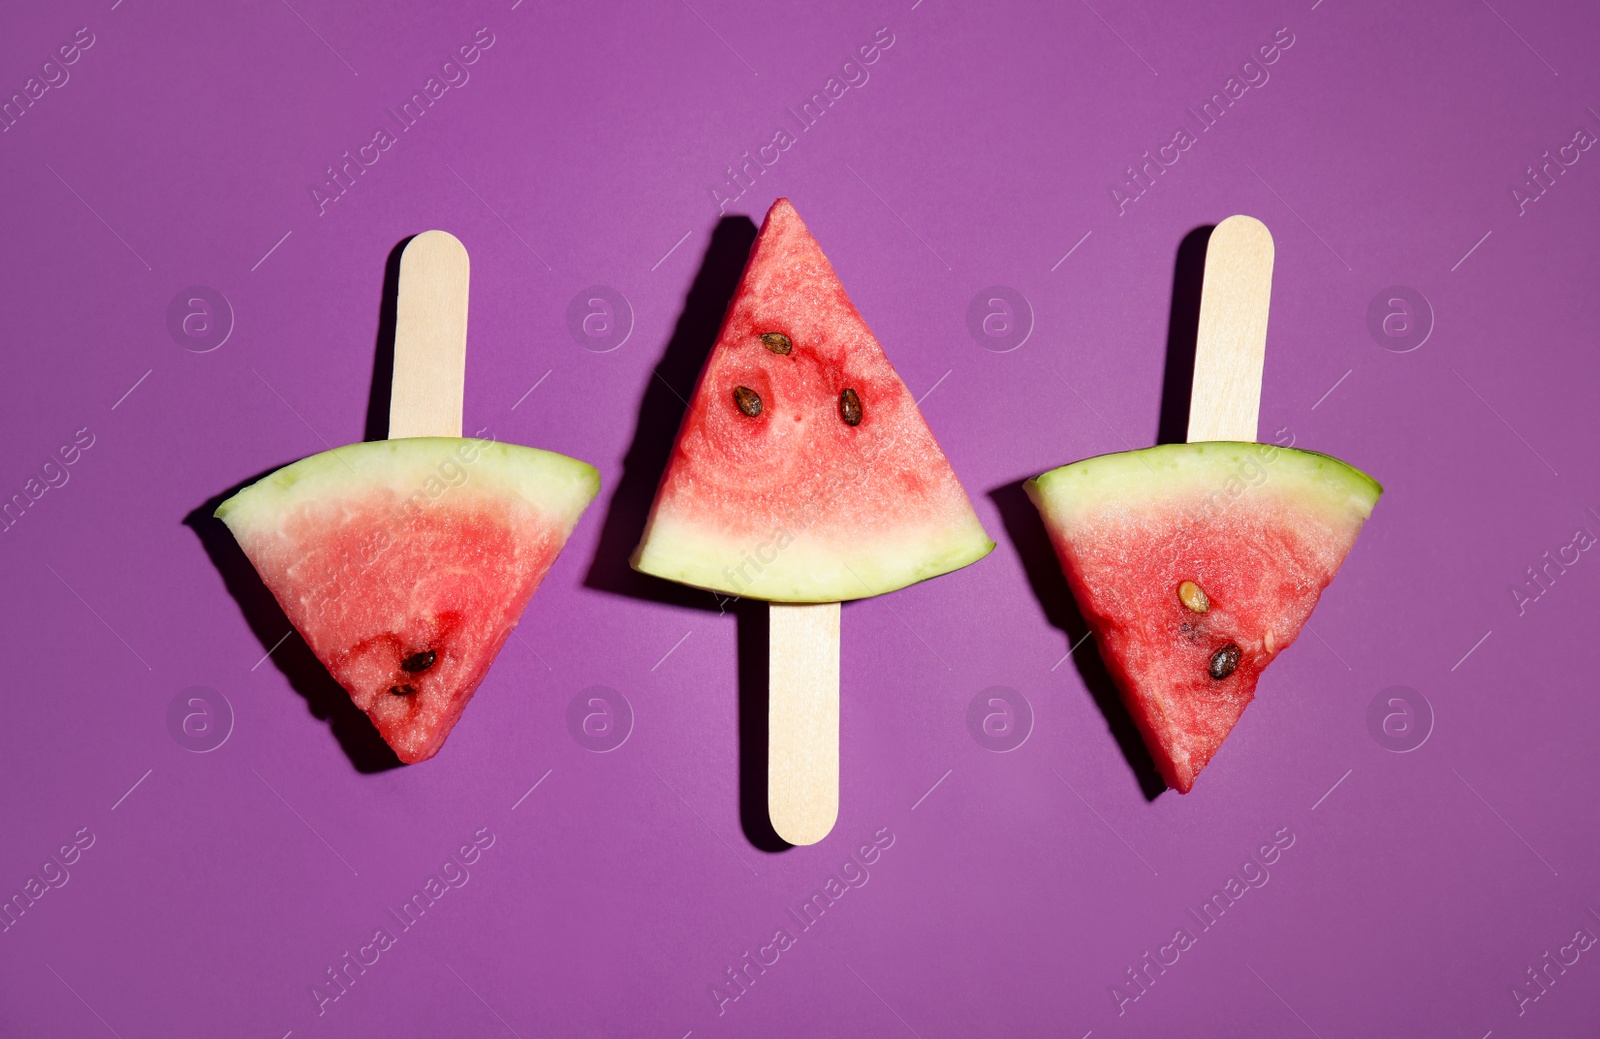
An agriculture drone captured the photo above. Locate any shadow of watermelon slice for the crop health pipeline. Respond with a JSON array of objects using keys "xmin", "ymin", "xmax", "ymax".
[
  {"xmin": 582, "ymin": 215, "xmax": 758, "ymax": 614},
  {"xmin": 989, "ymin": 479, "xmax": 1166, "ymax": 801},
  {"xmin": 579, "ymin": 215, "xmax": 794, "ymax": 852}
]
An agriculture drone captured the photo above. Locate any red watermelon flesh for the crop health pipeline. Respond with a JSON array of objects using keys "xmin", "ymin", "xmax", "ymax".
[
  {"xmin": 217, "ymin": 437, "xmax": 598, "ymax": 763},
  {"xmin": 1026, "ymin": 442, "xmax": 1381, "ymax": 792},
  {"xmin": 632, "ymin": 198, "xmax": 993, "ymax": 602}
]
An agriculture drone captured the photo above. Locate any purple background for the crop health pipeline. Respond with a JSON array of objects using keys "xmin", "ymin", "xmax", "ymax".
[{"xmin": 2, "ymin": 0, "xmax": 1598, "ymax": 1035}]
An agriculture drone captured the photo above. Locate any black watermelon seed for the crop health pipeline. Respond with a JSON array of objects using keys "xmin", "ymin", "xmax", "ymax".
[
  {"xmin": 389, "ymin": 683, "xmax": 416, "ymax": 696},
  {"xmin": 1208, "ymin": 644, "xmax": 1242, "ymax": 681},
  {"xmin": 733, "ymin": 385, "xmax": 763, "ymax": 417},
  {"xmin": 759, "ymin": 332, "xmax": 792, "ymax": 355},
  {"xmin": 401, "ymin": 650, "xmax": 436, "ymax": 673},
  {"xmin": 839, "ymin": 388, "xmax": 863, "ymax": 426}
]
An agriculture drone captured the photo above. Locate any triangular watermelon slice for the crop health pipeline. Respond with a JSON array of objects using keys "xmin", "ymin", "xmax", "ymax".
[
  {"xmin": 1026, "ymin": 442, "xmax": 1380, "ymax": 792},
  {"xmin": 217, "ymin": 437, "xmax": 598, "ymax": 763},
  {"xmin": 632, "ymin": 198, "xmax": 993, "ymax": 601}
]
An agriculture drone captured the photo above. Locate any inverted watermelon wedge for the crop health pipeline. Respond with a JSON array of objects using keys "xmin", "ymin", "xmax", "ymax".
[
  {"xmin": 217, "ymin": 437, "xmax": 598, "ymax": 763},
  {"xmin": 632, "ymin": 198, "xmax": 993, "ymax": 602},
  {"xmin": 1026, "ymin": 442, "xmax": 1380, "ymax": 792}
]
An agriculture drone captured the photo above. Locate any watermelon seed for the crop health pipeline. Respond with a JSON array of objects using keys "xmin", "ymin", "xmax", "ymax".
[
  {"xmin": 759, "ymin": 332, "xmax": 792, "ymax": 355},
  {"xmin": 839, "ymin": 388, "xmax": 863, "ymax": 426},
  {"xmin": 401, "ymin": 650, "xmax": 436, "ymax": 673},
  {"xmin": 733, "ymin": 386, "xmax": 763, "ymax": 417},
  {"xmin": 1208, "ymin": 644, "xmax": 1242, "ymax": 680},
  {"xmin": 1178, "ymin": 580, "xmax": 1210, "ymax": 614},
  {"xmin": 389, "ymin": 683, "xmax": 417, "ymax": 697}
]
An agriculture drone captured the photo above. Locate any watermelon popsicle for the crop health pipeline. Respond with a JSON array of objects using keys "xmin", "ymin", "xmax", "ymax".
[
  {"xmin": 215, "ymin": 231, "xmax": 600, "ymax": 763},
  {"xmin": 1026, "ymin": 216, "xmax": 1381, "ymax": 791},
  {"xmin": 632, "ymin": 199, "xmax": 995, "ymax": 844}
]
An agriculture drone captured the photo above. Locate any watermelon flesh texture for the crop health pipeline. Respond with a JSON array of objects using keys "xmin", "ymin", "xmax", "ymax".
[
  {"xmin": 1026, "ymin": 442, "xmax": 1381, "ymax": 792},
  {"xmin": 217, "ymin": 438, "xmax": 598, "ymax": 764},
  {"xmin": 632, "ymin": 198, "xmax": 993, "ymax": 602}
]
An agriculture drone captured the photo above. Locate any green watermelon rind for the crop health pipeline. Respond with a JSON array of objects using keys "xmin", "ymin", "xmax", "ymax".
[
  {"xmin": 1025, "ymin": 442, "xmax": 1381, "ymax": 530},
  {"xmin": 632, "ymin": 514, "xmax": 994, "ymax": 603},
  {"xmin": 216, "ymin": 437, "xmax": 600, "ymax": 535}
]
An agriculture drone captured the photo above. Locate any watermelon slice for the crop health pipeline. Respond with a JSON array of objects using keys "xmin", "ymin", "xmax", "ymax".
[
  {"xmin": 217, "ymin": 437, "xmax": 598, "ymax": 763},
  {"xmin": 631, "ymin": 198, "xmax": 993, "ymax": 601},
  {"xmin": 1026, "ymin": 442, "xmax": 1380, "ymax": 792}
]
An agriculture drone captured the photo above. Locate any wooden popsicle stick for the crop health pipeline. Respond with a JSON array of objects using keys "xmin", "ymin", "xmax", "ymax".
[
  {"xmin": 390, "ymin": 230, "xmax": 470, "ymax": 439},
  {"xmin": 769, "ymin": 601, "xmax": 840, "ymax": 846},
  {"xmin": 1188, "ymin": 215, "xmax": 1274, "ymax": 443}
]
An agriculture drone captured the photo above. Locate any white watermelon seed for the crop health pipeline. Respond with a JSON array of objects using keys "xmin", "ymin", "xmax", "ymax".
[{"xmin": 1178, "ymin": 580, "xmax": 1210, "ymax": 614}]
